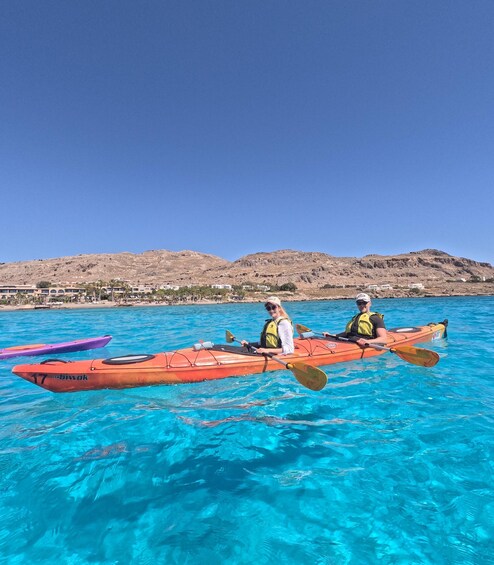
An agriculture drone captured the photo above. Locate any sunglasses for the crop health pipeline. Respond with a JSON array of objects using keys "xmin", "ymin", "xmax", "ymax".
[
  {"xmin": 265, "ymin": 304, "xmax": 278, "ymax": 311},
  {"xmin": 356, "ymin": 301, "xmax": 368, "ymax": 306}
]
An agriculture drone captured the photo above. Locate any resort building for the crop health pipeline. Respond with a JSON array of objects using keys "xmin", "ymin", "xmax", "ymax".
[
  {"xmin": 0, "ymin": 284, "xmax": 37, "ymax": 296},
  {"xmin": 366, "ymin": 284, "xmax": 393, "ymax": 291},
  {"xmin": 0, "ymin": 285, "xmax": 84, "ymax": 297}
]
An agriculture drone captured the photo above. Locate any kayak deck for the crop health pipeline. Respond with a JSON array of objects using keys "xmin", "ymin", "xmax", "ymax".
[
  {"xmin": 12, "ymin": 322, "xmax": 447, "ymax": 392},
  {"xmin": 0, "ymin": 336, "xmax": 112, "ymax": 360}
]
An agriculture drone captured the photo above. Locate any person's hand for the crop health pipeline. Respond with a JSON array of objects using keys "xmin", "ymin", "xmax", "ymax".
[
  {"xmin": 241, "ymin": 340, "xmax": 248, "ymax": 346},
  {"xmin": 256, "ymin": 347, "xmax": 268, "ymax": 354},
  {"xmin": 356, "ymin": 338, "xmax": 368, "ymax": 347},
  {"xmin": 322, "ymin": 332, "xmax": 330, "ymax": 337}
]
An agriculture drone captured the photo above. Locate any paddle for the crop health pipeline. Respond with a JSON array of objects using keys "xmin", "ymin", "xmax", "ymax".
[
  {"xmin": 295, "ymin": 324, "xmax": 440, "ymax": 368},
  {"xmin": 225, "ymin": 330, "xmax": 327, "ymax": 391}
]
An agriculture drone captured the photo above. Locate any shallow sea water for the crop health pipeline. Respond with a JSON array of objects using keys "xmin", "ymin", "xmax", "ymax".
[{"xmin": 0, "ymin": 297, "xmax": 493, "ymax": 564}]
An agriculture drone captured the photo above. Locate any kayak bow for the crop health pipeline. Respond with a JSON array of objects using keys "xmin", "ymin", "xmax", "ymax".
[{"xmin": 1, "ymin": 336, "xmax": 112, "ymax": 360}]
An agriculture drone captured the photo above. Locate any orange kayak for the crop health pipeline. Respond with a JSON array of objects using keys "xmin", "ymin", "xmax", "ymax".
[{"xmin": 12, "ymin": 321, "xmax": 447, "ymax": 393}]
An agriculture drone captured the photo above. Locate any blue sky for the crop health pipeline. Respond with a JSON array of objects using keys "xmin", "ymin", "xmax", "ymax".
[{"xmin": 1, "ymin": 1, "xmax": 493, "ymax": 265}]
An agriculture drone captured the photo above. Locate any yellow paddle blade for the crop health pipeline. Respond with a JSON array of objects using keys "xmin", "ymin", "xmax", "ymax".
[
  {"xmin": 295, "ymin": 323, "xmax": 311, "ymax": 336},
  {"xmin": 289, "ymin": 362, "xmax": 327, "ymax": 391},
  {"xmin": 392, "ymin": 346, "xmax": 440, "ymax": 367},
  {"xmin": 225, "ymin": 330, "xmax": 235, "ymax": 343}
]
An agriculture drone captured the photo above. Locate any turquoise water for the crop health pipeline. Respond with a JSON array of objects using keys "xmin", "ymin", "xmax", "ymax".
[{"xmin": 0, "ymin": 297, "xmax": 493, "ymax": 564}]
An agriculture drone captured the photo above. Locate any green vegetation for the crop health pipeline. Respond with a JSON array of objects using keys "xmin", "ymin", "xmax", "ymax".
[
  {"xmin": 467, "ymin": 275, "xmax": 493, "ymax": 283},
  {"xmin": 409, "ymin": 287, "xmax": 423, "ymax": 295},
  {"xmin": 278, "ymin": 282, "xmax": 297, "ymax": 292}
]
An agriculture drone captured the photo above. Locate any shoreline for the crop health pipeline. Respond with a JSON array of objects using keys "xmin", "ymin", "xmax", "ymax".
[{"xmin": 1, "ymin": 289, "xmax": 492, "ymax": 312}]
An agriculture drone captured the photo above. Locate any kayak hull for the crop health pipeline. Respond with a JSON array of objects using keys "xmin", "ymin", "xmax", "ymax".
[
  {"xmin": 12, "ymin": 323, "xmax": 446, "ymax": 392},
  {"xmin": 1, "ymin": 336, "xmax": 112, "ymax": 360}
]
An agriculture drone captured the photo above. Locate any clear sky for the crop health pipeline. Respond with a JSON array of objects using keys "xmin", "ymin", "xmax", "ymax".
[{"xmin": 1, "ymin": 1, "xmax": 493, "ymax": 265}]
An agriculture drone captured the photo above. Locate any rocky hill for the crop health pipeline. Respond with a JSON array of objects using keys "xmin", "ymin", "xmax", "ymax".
[
  {"xmin": 1, "ymin": 249, "xmax": 493, "ymax": 291},
  {"xmin": 0, "ymin": 250, "xmax": 229, "ymax": 286}
]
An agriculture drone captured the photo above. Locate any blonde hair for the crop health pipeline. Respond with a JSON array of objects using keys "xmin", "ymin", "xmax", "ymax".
[{"xmin": 277, "ymin": 304, "xmax": 290, "ymax": 320}]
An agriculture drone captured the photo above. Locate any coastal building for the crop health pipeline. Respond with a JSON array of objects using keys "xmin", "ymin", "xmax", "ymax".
[
  {"xmin": 365, "ymin": 283, "xmax": 392, "ymax": 291},
  {"xmin": 160, "ymin": 284, "xmax": 180, "ymax": 291},
  {"xmin": 132, "ymin": 285, "xmax": 155, "ymax": 294},
  {"xmin": 0, "ymin": 285, "xmax": 83, "ymax": 297},
  {"xmin": 0, "ymin": 284, "xmax": 37, "ymax": 295}
]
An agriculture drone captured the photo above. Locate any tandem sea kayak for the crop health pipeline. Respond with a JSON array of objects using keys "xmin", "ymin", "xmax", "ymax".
[
  {"xmin": 11, "ymin": 321, "xmax": 447, "ymax": 393},
  {"xmin": 1, "ymin": 335, "xmax": 112, "ymax": 360}
]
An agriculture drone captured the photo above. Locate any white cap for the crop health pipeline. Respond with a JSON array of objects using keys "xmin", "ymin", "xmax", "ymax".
[
  {"xmin": 355, "ymin": 293, "xmax": 371, "ymax": 303},
  {"xmin": 265, "ymin": 296, "xmax": 281, "ymax": 307}
]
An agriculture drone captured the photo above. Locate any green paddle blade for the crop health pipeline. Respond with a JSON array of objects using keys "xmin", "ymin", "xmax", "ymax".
[
  {"xmin": 392, "ymin": 346, "xmax": 440, "ymax": 367},
  {"xmin": 225, "ymin": 330, "xmax": 235, "ymax": 343},
  {"xmin": 289, "ymin": 362, "xmax": 327, "ymax": 391}
]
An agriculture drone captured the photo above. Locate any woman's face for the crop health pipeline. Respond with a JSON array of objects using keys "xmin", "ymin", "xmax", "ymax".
[{"xmin": 265, "ymin": 302, "xmax": 280, "ymax": 319}]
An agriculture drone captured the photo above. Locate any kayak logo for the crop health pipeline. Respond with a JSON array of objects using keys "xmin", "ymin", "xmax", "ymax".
[
  {"xmin": 325, "ymin": 342, "xmax": 337, "ymax": 349},
  {"xmin": 53, "ymin": 374, "xmax": 89, "ymax": 381},
  {"xmin": 32, "ymin": 373, "xmax": 88, "ymax": 385}
]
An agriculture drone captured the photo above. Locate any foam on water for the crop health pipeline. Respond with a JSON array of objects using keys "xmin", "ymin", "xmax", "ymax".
[{"xmin": 0, "ymin": 297, "xmax": 493, "ymax": 563}]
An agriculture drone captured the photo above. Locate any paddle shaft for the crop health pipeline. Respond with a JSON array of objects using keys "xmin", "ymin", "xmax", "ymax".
[
  {"xmin": 305, "ymin": 330, "xmax": 393, "ymax": 352},
  {"xmin": 230, "ymin": 337, "xmax": 294, "ymax": 369}
]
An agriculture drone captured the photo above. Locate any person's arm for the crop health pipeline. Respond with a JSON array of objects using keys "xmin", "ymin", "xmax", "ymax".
[
  {"xmin": 278, "ymin": 320, "xmax": 294, "ymax": 354},
  {"xmin": 241, "ymin": 340, "xmax": 260, "ymax": 351},
  {"xmin": 356, "ymin": 316, "xmax": 387, "ymax": 346}
]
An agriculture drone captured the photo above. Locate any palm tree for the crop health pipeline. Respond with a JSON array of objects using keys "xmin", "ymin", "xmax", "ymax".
[
  {"xmin": 107, "ymin": 279, "xmax": 122, "ymax": 302},
  {"xmin": 82, "ymin": 282, "xmax": 97, "ymax": 302},
  {"xmin": 94, "ymin": 280, "xmax": 107, "ymax": 301}
]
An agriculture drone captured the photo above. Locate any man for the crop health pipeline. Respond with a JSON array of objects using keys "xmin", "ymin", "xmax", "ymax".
[{"xmin": 325, "ymin": 293, "xmax": 387, "ymax": 346}]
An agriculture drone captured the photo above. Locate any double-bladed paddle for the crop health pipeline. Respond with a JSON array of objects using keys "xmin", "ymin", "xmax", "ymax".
[
  {"xmin": 225, "ymin": 330, "xmax": 327, "ymax": 391},
  {"xmin": 295, "ymin": 324, "xmax": 440, "ymax": 368}
]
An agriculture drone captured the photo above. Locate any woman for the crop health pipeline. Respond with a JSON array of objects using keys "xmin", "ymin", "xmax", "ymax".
[{"xmin": 242, "ymin": 296, "xmax": 294, "ymax": 355}]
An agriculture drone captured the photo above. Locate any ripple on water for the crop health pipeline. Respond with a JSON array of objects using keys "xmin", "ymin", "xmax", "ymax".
[{"xmin": 0, "ymin": 298, "xmax": 493, "ymax": 562}]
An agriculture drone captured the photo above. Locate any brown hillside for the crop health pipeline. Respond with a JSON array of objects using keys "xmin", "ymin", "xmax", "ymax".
[
  {"xmin": 207, "ymin": 249, "xmax": 494, "ymax": 289},
  {"xmin": 0, "ymin": 248, "xmax": 493, "ymax": 290},
  {"xmin": 0, "ymin": 250, "xmax": 229, "ymax": 286}
]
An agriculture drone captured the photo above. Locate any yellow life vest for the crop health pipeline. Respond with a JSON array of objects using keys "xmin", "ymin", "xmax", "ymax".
[
  {"xmin": 345, "ymin": 312, "xmax": 384, "ymax": 338},
  {"xmin": 260, "ymin": 317, "xmax": 291, "ymax": 348}
]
